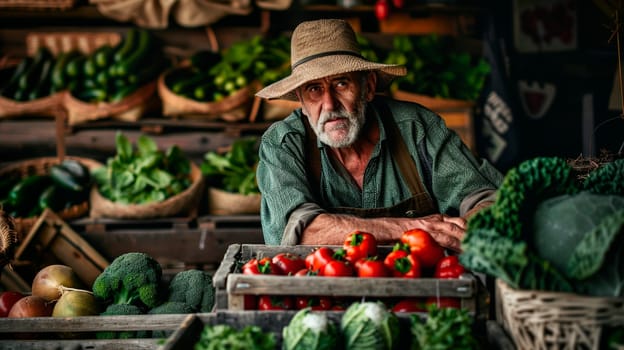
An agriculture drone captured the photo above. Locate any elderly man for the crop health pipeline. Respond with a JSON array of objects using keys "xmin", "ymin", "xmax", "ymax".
[{"xmin": 255, "ymin": 19, "xmax": 502, "ymax": 251}]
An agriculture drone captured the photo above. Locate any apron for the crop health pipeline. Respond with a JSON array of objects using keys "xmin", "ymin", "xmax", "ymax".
[{"xmin": 303, "ymin": 98, "xmax": 437, "ymax": 219}]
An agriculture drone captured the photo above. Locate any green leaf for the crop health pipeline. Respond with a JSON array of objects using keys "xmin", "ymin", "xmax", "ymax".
[
  {"xmin": 137, "ymin": 134, "xmax": 158, "ymax": 156},
  {"xmin": 115, "ymin": 132, "xmax": 133, "ymax": 162}
]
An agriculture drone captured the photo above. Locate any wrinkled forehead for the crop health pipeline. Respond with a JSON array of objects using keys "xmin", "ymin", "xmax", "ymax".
[{"xmin": 300, "ymin": 71, "xmax": 364, "ymax": 88}]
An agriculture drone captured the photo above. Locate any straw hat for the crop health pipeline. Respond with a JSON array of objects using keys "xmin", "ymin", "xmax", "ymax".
[{"xmin": 255, "ymin": 19, "xmax": 406, "ymax": 101}]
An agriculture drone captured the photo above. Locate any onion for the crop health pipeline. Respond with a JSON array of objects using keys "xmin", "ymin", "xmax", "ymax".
[
  {"xmin": 31, "ymin": 265, "xmax": 85, "ymax": 302},
  {"xmin": 52, "ymin": 288, "xmax": 99, "ymax": 317},
  {"xmin": 8, "ymin": 295, "xmax": 54, "ymax": 318}
]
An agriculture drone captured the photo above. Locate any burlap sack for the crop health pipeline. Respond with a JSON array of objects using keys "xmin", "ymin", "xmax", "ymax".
[
  {"xmin": 89, "ymin": 161, "xmax": 205, "ymax": 219},
  {"xmin": 88, "ymin": 0, "xmax": 275, "ymax": 29}
]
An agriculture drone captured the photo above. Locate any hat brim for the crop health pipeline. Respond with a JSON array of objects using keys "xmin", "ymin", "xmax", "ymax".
[{"xmin": 255, "ymin": 54, "xmax": 406, "ymax": 101}]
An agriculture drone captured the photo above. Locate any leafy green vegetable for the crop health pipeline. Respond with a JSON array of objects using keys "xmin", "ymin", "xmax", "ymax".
[
  {"xmin": 383, "ymin": 34, "xmax": 490, "ymax": 101},
  {"xmin": 282, "ymin": 308, "xmax": 340, "ymax": 350},
  {"xmin": 92, "ymin": 132, "xmax": 192, "ymax": 205},
  {"xmin": 460, "ymin": 157, "xmax": 624, "ymax": 296},
  {"xmin": 194, "ymin": 324, "xmax": 275, "ymax": 350},
  {"xmin": 410, "ymin": 304, "xmax": 480, "ymax": 350},
  {"xmin": 340, "ymin": 301, "xmax": 399, "ymax": 350},
  {"xmin": 201, "ymin": 136, "xmax": 260, "ymax": 195}
]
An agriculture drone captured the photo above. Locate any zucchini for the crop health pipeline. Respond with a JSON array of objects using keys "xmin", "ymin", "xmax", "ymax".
[
  {"xmin": 0, "ymin": 173, "xmax": 21, "ymax": 200},
  {"xmin": 59, "ymin": 159, "xmax": 90, "ymax": 187},
  {"xmin": 94, "ymin": 44, "xmax": 115, "ymax": 68},
  {"xmin": 114, "ymin": 29, "xmax": 154, "ymax": 77},
  {"xmin": 0, "ymin": 57, "xmax": 33, "ymax": 97},
  {"xmin": 76, "ymin": 88, "xmax": 107, "ymax": 103},
  {"xmin": 17, "ymin": 47, "xmax": 53, "ymax": 92},
  {"xmin": 38, "ymin": 184, "xmax": 66, "ymax": 212},
  {"xmin": 50, "ymin": 163, "xmax": 85, "ymax": 193},
  {"xmin": 7, "ymin": 174, "xmax": 52, "ymax": 216},
  {"xmin": 28, "ymin": 57, "xmax": 55, "ymax": 100},
  {"xmin": 83, "ymin": 56, "xmax": 99, "ymax": 77},
  {"xmin": 51, "ymin": 50, "xmax": 81, "ymax": 90},
  {"xmin": 65, "ymin": 54, "xmax": 87, "ymax": 78},
  {"xmin": 113, "ymin": 28, "xmax": 139, "ymax": 63},
  {"xmin": 193, "ymin": 82, "xmax": 216, "ymax": 101},
  {"xmin": 170, "ymin": 70, "xmax": 211, "ymax": 95}
]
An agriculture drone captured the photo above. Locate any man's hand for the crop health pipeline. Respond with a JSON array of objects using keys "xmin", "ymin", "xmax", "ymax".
[{"xmin": 406, "ymin": 214, "xmax": 466, "ymax": 252}]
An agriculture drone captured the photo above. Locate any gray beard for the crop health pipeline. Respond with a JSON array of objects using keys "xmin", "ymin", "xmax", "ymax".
[{"xmin": 314, "ymin": 99, "xmax": 367, "ymax": 148}]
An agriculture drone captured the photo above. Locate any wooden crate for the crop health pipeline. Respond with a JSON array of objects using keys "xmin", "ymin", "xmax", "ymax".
[
  {"xmin": 213, "ymin": 244, "xmax": 484, "ymax": 315},
  {"xmin": 160, "ymin": 310, "xmax": 415, "ymax": 350},
  {"xmin": 0, "ymin": 314, "xmax": 187, "ymax": 349}
]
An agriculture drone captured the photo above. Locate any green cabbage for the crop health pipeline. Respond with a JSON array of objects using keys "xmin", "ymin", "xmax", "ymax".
[
  {"xmin": 282, "ymin": 308, "xmax": 339, "ymax": 350},
  {"xmin": 340, "ymin": 301, "xmax": 400, "ymax": 350}
]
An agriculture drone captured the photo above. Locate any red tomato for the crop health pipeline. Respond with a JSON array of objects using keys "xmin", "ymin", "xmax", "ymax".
[
  {"xmin": 321, "ymin": 260, "xmax": 354, "ymax": 277},
  {"xmin": 426, "ymin": 296, "xmax": 461, "ymax": 309},
  {"xmin": 0, "ymin": 291, "xmax": 25, "ymax": 317},
  {"xmin": 434, "ymin": 255, "xmax": 466, "ymax": 279},
  {"xmin": 401, "ymin": 229, "xmax": 445, "ymax": 269},
  {"xmin": 272, "ymin": 253, "xmax": 306, "ymax": 276},
  {"xmin": 375, "ymin": 0, "xmax": 389, "ymax": 21},
  {"xmin": 356, "ymin": 257, "xmax": 390, "ymax": 278},
  {"xmin": 384, "ymin": 250, "xmax": 421, "ymax": 278},
  {"xmin": 305, "ymin": 247, "xmax": 335, "ymax": 272},
  {"xmin": 242, "ymin": 257, "xmax": 280, "ymax": 275},
  {"xmin": 392, "ymin": 298, "xmax": 426, "ymax": 313},
  {"xmin": 295, "ymin": 296, "xmax": 333, "ymax": 310},
  {"xmin": 294, "ymin": 268, "xmax": 317, "ymax": 277},
  {"xmin": 343, "ymin": 230, "xmax": 378, "ymax": 264},
  {"xmin": 257, "ymin": 295, "xmax": 294, "ymax": 310},
  {"xmin": 392, "ymin": 0, "xmax": 403, "ymax": 9}
]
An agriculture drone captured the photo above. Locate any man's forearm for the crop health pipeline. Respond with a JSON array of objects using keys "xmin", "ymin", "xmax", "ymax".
[
  {"xmin": 299, "ymin": 212, "xmax": 466, "ymax": 251},
  {"xmin": 300, "ymin": 213, "xmax": 419, "ymax": 245}
]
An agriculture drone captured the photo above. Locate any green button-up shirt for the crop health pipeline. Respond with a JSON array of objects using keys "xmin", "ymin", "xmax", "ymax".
[{"xmin": 257, "ymin": 97, "xmax": 503, "ymax": 245}]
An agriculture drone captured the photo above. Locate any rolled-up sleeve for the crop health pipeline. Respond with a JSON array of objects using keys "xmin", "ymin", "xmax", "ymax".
[{"xmin": 257, "ymin": 113, "xmax": 318, "ymax": 245}]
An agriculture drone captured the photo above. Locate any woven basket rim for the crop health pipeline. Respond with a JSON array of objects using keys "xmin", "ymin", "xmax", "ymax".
[
  {"xmin": 496, "ymin": 278, "xmax": 624, "ymax": 350},
  {"xmin": 89, "ymin": 161, "xmax": 205, "ymax": 219},
  {"xmin": 157, "ymin": 68, "xmax": 253, "ymax": 120}
]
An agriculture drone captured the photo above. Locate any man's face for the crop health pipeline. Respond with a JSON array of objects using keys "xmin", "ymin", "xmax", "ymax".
[{"xmin": 298, "ymin": 71, "xmax": 376, "ymax": 148}]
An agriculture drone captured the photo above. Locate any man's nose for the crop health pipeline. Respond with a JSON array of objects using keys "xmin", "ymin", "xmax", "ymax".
[{"xmin": 320, "ymin": 88, "xmax": 337, "ymax": 110}]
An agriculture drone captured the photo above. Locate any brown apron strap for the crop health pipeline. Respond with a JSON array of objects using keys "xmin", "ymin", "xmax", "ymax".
[
  {"xmin": 302, "ymin": 115, "xmax": 321, "ymax": 199},
  {"xmin": 373, "ymin": 99, "xmax": 428, "ymax": 197}
]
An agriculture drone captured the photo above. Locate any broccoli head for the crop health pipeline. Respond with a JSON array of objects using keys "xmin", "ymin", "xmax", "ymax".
[
  {"xmin": 92, "ymin": 252, "xmax": 164, "ymax": 310},
  {"xmin": 149, "ymin": 301, "xmax": 194, "ymax": 314},
  {"xmin": 167, "ymin": 269, "xmax": 215, "ymax": 312},
  {"xmin": 96, "ymin": 303, "xmax": 144, "ymax": 339}
]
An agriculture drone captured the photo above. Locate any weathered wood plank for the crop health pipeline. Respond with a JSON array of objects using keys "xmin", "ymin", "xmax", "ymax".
[{"xmin": 0, "ymin": 314, "xmax": 187, "ymax": 333}]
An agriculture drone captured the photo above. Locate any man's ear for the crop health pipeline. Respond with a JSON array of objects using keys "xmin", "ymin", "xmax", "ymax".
[{"xmin": 365, "ymin": 72, "xmax": 377, "ymax": 101}]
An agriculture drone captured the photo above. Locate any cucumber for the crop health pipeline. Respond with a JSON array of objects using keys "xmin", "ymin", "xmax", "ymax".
[
  {"xmin": 17, "ymin": 47, "xmax": 53, "ymax": 92},
  {"xmin": 193, "ymin": 82, "xmax": 216, "ymax": 101},
  {"xmin": 7, "ymin": 174, "xmax": 52, "ymax": 217},
  {"xmin": 83, "ymin": 56, "xmax": 99, "ymax": 77},
  {"xmin": 0, "ymin": 57, "xmax": 33, "ymax": 97},
  {"xmin": 114, "ymin": 29, "xmax": 154, "ymax": 77},
  {"xmin": 28, "ymin": 56, "xmax": 55, "ymax": 100},
  {"xmin": 94, "ymin": 44, "xmax": 115, "ymax": 68},
  {"xmin": 51, "ymin": 50, "xmax": 81, "ymax": 90},
  {"xmin": 38, "ymin": 184, "xmax": 66, "ymax": 212},
  {"xmin": 76, "ymin": 88, "xmax": 107, "ymax": 103},
  {"xmin": 58, "ymin": 159, "xmax": 90, "ymax": 187},
  {"xmin": 113, "ymin": 28, "xmax": 139, "ymax": 63},
  {"xmin": 0, "ymin": 173, "xmax": 21, "ymax": 200},
  {"xmin": 170, "ymin": 70, "xmax": 211, "ymax": 95},
  {"xmin": 65, "ymin": 54, "xmax": 87, "ymax": 78}
]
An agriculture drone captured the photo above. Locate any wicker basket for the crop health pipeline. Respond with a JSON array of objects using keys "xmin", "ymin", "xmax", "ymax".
[
  {"xmin": 26, "ymin": 32, "xmax": 121, "ymax": 56},
  {"xmin": 495, "ymin": 279, "xmax": 624, "ymax": 350},
  {"xmin": 0, "ymin": 0, "xmax": 76, "ymax": 10},
  {"xmin": 64, "ymin": 81, "xmax": 157, "ymax": 125},
  {"xmin": 0, "ymin": 93, "xmax": 65, "ymax": 119},
  {"xmin": 89, "ymin": 161, "xmax": 205, "ymax": 219},
  {"xmin": 157, "ymin": 69, "xmax": 254, "ymax": 122},
  {"xmin": 0, "ymin": 156, "xmax": 103, "ymax": 241},
  {"xmin": 207, "ymin": 187, "xmax": 260, "ymax": 215}
]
